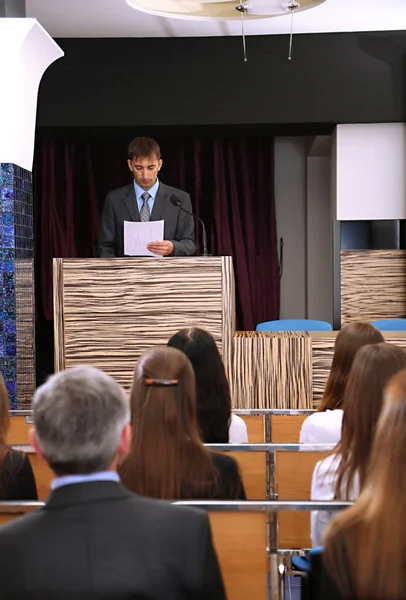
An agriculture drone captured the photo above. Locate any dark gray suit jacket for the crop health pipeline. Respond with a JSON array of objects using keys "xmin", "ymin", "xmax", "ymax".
[
  {"xmin": 0, "ymin": 481, "xmax": 226, "ymax": 600},
  {"xmin": 97, "ymin": 182, "xmax": 196, "ymax": 257}
]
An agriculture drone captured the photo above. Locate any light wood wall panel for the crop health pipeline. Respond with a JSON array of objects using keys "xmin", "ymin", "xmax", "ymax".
[
  {"xmin": 341, "ymin": 250, "xmax": 406, "ymax": 324},
  {"xmin": 54, "ymin": 257, "xmax": 234, "ymax": 392},
  {"xmin": 230, "ymin": 332, "xmax": 312, "ymax": 409},
  {"xmin": 312, "ymin": 335, "xmax": 336, "ymax": 409}
]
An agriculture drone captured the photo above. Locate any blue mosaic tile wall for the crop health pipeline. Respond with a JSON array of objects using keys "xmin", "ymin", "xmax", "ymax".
[{"xmin": 0, "ymin": 163, "xmax": 35, "ymax": 409}]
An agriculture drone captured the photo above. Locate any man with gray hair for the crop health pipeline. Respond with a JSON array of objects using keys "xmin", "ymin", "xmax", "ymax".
[{"xmin": 0, "ymin": 366, "xmax": 226, "ymax": 600}]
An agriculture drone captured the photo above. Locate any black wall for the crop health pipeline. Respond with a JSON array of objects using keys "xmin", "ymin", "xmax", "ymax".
[{"xmin": 37, "ymin": 31, "xmax": 406, "ymax": 129}]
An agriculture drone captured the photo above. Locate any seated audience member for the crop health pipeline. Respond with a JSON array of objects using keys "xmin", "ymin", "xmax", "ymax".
[
  {"xmin": 300, "ymin": 322, "xmax": 384, "ymax": 445},
  {"xmin": 168, "ymin": 327, "xmax": 248, "ymax": 443},
  {"xmin": 311, "ymin": 342, "xmax": 406, "ymax": 547},
  {"xmin": 321, "ymin": 369, "xmax": 406, "ymax": 600},
  {"xmin": 120, "ymin": 346, "xmax": 246, "ymax": 500},
  {"xmin": 0, "ymin": 374, "xmax": 37, "ymax": 500},
  {"xmin": 0, "ymin": 366, "xmax": 226, "ymax": 600}
]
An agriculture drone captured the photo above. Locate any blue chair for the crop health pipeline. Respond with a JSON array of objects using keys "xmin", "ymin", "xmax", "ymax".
[
  {"xmin": 370, "ymin": 318, "xmax": 406, "ymax": 331},
  {"xmin": 256, "ymin": 319, "xmax": 332, "ymax": 332},
  {"xmin": 291, "ymin": 547, "xmax": 323, "ymax": 600}
]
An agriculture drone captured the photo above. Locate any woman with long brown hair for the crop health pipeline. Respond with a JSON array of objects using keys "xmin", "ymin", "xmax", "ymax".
[
  {"xmin": 311, "ymin": 342, "xmax": 406, "ymax": 546},
  {"xmin": 119, "ymin": 346, "xmax": 246, "ymax": 500},
  {"xmin": 300, "ymin": 322, "xmax": 384, "ymax": 444},
  {"xmin": 0, "ymin": 375, "xmax": 37, "ymax": 499},
  {"xmin": 321, "ymin": 368, "xmax": 406, "ymax": 599}
]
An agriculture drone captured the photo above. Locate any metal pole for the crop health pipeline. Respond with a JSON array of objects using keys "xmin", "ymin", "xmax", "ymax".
[{"xmin": 265, "ymin": 412, "xmax": 281, "ymax": 600}]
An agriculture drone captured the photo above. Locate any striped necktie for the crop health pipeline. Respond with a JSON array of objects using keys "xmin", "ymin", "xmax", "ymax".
[{"xmin": 140, "ymin": 191, "xmax": 151, "ymax": 222}]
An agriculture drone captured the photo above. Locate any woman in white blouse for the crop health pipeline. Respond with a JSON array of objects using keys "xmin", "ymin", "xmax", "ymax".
[
  {"xmin": 311, "ymin": 342, "xmax": 406, "ymax": 547},
  {"xmin": 167, "ymin": 327, "xmax": 248, "ymax": 444},
  {"xmin": 300, "ymin": 322, "xmax": 384, "ymax": 445}
]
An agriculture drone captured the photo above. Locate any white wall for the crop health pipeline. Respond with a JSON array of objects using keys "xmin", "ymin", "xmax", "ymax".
[
  {"xmin": 274, "ymin": 137, "xmax": 333, "ymax": 323},
  {"xmin": 335, "ymin": 123, "xmax": 406, "ymax": 220},
  {"xmin": 274, "ymin": 137, "xmax": 307, "ymax": 319},
  {"xmin": 307, "ymin": 157, "xmax": 333, "ymax": 324}
]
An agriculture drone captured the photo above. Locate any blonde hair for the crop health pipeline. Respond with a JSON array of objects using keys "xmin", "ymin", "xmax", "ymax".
[{"xmin": 324, "ymin": 367, "xmax": 406, "ymax": 598}]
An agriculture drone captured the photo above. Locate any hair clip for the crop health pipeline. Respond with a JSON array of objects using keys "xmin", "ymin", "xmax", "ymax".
[{"xmin": 144, "ymin": 378, "xmax": 179, "ymax": 387}]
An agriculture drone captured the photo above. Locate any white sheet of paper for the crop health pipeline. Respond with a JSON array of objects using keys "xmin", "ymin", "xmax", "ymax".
[{"xmin": 124, "ymin": 220, "xmax": 164, "ymax": 257}]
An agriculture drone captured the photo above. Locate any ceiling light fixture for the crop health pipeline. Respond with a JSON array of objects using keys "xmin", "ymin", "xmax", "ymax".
[
  {"xmin": 235, "ymin": 0, "xmax": 301, "ymax": 61},
  {"xmin": 126, "ymin": 0, "xmax": 326, "ymax": 22}
]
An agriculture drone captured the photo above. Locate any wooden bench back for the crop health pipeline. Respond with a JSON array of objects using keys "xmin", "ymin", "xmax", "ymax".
[
  {"xmin": 209, "ymin": 511, "xmax": 268, "ymax": 600},
  {"xmin": 8, "ymin": 416, "xmax": 31, "ymax": 445},
  {"xmin": 18, "ymin": 413, "xmax": 324, "ymax": 549},
  {"xmin": 0, "ymin": 503, "xmax": 43, "ymax": 527},
  {"xmin": 276, "ymin": 451, "xmax": 329, "ymax": 548},
  {"xmin": 10, "ymin": 414, "xmax": 308, "ymax": 447},
  {"xmin": 238, "ymin": 414, "xmax": 309, "ymax": 444}
]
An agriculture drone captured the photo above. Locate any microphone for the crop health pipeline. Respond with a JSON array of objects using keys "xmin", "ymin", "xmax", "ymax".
[{"xmin": 170, "ymin": 195, "xmax": 210, "ymax": 257}]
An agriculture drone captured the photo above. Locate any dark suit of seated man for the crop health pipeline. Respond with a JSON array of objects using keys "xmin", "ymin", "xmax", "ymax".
[
  {"xmin": 97, "ymin": 136, "xmax": 196, "ymax": 258},
  {"xmin": 0, "ymin": 366, "xmax": 226, "ymax": 600}
]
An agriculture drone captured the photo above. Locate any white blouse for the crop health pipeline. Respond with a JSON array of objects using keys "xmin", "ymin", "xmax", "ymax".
[
  {"xmin": 310, "ymin": 453, "xmax": 359, "ymax": 547},
  {"xmin": 229, "ymin": 414, "xmax": 249, "ymax": 443},
  {"xmin": 300, "ymin": 409, "xmax": 343, "ymax": 445}
]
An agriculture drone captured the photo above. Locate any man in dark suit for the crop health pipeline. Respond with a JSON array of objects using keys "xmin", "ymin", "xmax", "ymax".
[
  {"xmin": 97, "ymin": 137, "xmax": 196, "ymax": 257},
  {"xmin": 0, "ymin": 366, "xmax": 226, "ymax": 600}
]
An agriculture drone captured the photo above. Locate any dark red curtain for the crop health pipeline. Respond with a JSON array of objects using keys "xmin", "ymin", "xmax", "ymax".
[{"xmin": 33, "ymin": 136, "xmax": 279, "ymax": 330}]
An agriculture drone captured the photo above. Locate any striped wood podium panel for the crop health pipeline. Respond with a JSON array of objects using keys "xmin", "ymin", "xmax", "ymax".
[{"xmin": 53, "ymin": 257, "xmax": 235, "ymax": 392}]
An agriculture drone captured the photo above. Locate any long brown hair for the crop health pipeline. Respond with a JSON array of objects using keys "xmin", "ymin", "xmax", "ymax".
[
  {"xmin": 318, "ymin": 322, "xmax": 384, "ymax": 412},
  {"xmin": 333, "ymin": 342, "xmax": 406, "ymax": 500},
  {"xmin": 324, "ymin": 369, "xmax": 406, "ymax": 599},
  {"xmin": 119, "ymin": 346, "xmax": 219, "ymax": 499}
]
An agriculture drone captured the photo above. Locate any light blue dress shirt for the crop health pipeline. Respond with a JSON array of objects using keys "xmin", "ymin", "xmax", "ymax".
[
  {"xmin": 51, "ymin": 470, "xmax": 120, "ymax": 490},
  {"xmin": 134, "ymin": 179, "xmax": 159, "ymax": 216}
]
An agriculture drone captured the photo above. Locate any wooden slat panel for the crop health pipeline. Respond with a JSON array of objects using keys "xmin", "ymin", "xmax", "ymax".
[
  {"xmin": 276, "ymin": 451, "xmax": 329, "ymax": 549},
  {"xmin": 341, "ymin": 250, "xmax": 406, "ymax": 324},
  {"xmin": 53, "ymin": 258, "xmax": 65, "ymax": 372},
  {"xmin": 209, "ymin": 512, "xmax": 268, "ymax": 600},
  {"xmin": 15, "ymin": 259, "xmax": 36, "ymax": 409},
  {"xmin": 231, "ymin": 332, "xmax": 312, "ymax": 409},
  {"xmin": 312, "ymin": 332, "xmax": 406, "ymax": 409},
  {"xmin": 312, "ymin": 335, "xmax": 336, "ymax": 409},
  {"xmin": 221, "ymin": 257, "xmax": 235, "ymax": 381}
]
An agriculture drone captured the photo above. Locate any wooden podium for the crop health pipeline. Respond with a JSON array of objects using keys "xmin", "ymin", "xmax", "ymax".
[{"xmin": 53, "ymin": 257, "xmax": 235, "ymax": 391}]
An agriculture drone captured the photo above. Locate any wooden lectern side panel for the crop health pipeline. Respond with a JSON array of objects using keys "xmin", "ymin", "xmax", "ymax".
[
  {"xmin": 53, "ymin": 258, "xmax": 65, "ymax": 372},
  {"xmin": 221, "ymin": 256, "xmax": 235, "ymax": 381}
]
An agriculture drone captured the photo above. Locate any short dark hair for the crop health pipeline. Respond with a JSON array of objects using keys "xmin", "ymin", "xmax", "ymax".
[
  {"xmin": 127, "ymin": 137, "xmax": 161, "ymax": 161},
  {"xmin": 167, "ymin": 328, "xmax": 231, "ymax": 443}
]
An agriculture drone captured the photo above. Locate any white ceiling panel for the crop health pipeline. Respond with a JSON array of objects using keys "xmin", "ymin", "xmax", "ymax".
[{"xmin": 25, "ymin": 0, "xmax": 406, "ymax": 38}]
